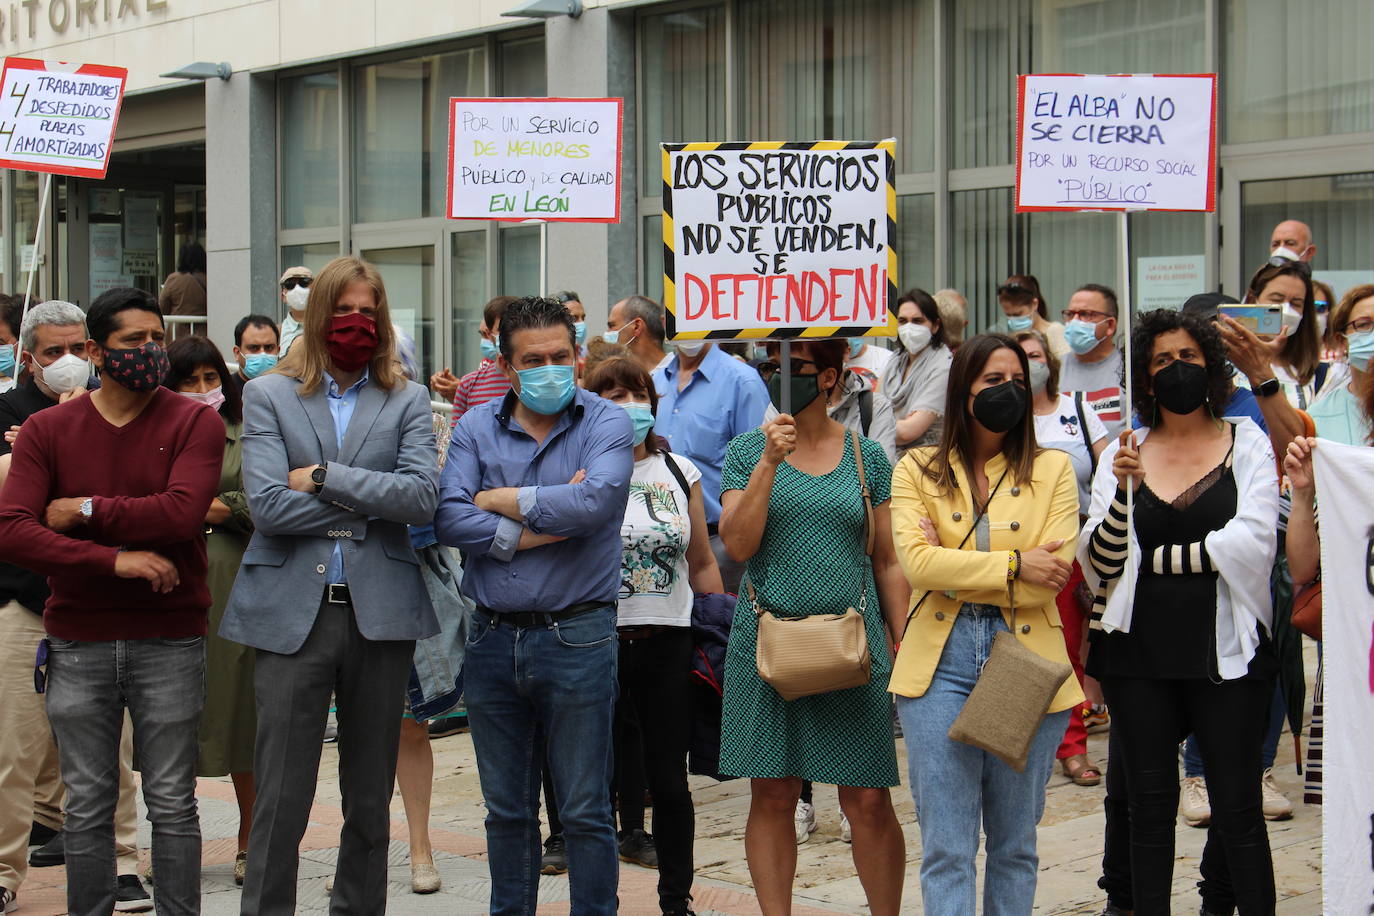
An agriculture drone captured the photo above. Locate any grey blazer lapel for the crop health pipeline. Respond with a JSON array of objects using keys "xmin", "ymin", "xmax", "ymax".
[
  {"xmin": 338, "ymin": 382, "xmax": 387, "ymax": 466},
  {"xmin": 297, "ymin": 385, "xmax": 339, "ymax": 463}
]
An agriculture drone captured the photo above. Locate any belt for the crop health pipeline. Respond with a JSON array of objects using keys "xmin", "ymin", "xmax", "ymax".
[
  {"xmin": 477, "ymin": 600, "xmax": 607, "ymax": 629},
  {"xmin": 617, "ymin": 625, "xmax": 675, "ymax": 641},
  {"xmin": 325, "ymin": 584, "xmax": 352, "ymax": 605}
]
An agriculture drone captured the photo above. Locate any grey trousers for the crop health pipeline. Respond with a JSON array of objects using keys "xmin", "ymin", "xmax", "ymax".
[{"xmin": 239, "ymin": 593, "xmax": 414, "ymax": 916}]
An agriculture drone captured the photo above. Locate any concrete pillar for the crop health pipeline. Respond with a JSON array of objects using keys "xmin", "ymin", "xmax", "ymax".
[
  {"xmin": 544, "ymin": 6, "xmax": 638, "ymax": 331},
  {"xmin": 204, "ymin": 72, "xmax": 277, "ymax": 351}
]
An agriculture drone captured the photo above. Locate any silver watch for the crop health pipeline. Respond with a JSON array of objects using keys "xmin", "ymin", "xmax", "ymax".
[{"xmin": 79, "ymin": 498, "xmax": 93, "ymax": 519}]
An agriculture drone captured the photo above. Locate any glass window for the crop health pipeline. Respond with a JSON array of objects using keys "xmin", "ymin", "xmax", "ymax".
[
  {"xmin": 736, "ymin": 0, "xmax": 934, "ymax": 174},
  {"xmin": 1128, "ymin": 211, "xmax": 1207, "ymax": 312},
  {"xmin": 14, "ymin": 170, "xmax": 43, "ymax": 290},
  {"xmin": 360, "ymin": 245, "xmax": 437, "ymax": 383},
  {"xmin": 897, "ymin": 194, "xmax": 936, "ymax": 294},
  {"xmin": 1241, "ymin": 174, "xmax": 1374, "ymax": 299},
  {"xmin": 1037, "ymin": 0, "xmax": 1205, "ymax": 74},
  {"xmin": 500, "ymin": 35, "xmax": 547, "ymax": 96},
  {"xmin": 353, "ymin": 47, "xmax": 487, "ymax": 224},
  {"xmin": 950, "ymin": 0, "xmax": 1031, "ymax": 169},
  {"xmin": 1223, "ymin": 0, "xmax": 1374, "ymax": 144},
  {"xmin": 501, "ymin": 225, "xmax": 542, "ymax": 298},
  {"xmin": 950, "ymin": 188, "xmax": 1015, "ymax": 331},
  {"xmin": 281, "ymin": 72, "xmax": 340, "ymax": 230},
  {"xmin": 642, "ymin": 213, "xmax": 664, "ymax": 305},
  {"xmin": 1022, "ymin": 210, "xmax": 1117, "ymax": 319},
  {"xmin": 451, "ymin": 230, "xmax": 489, "ymax": 375},
  {"xmin": 640, "ymin": 5, "xmax": 728, "ymax": 193}
]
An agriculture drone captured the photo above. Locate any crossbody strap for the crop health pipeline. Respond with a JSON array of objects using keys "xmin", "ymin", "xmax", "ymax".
[
  {"xmin": 1074, "ymin": 392, "xmax": 1098, "ymax": 475},
  {"xmin": 852, "ymin": 429, "xmax": 875, "ymax": 557}
]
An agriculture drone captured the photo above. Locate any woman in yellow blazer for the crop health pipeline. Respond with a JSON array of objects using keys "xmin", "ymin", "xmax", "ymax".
[{"xmin": 889, "ymin": 334, "xmax": 1082, "ymax": 916}]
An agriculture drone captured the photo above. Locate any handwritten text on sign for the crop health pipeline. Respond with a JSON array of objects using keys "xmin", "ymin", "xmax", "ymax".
[
  {"xmin": 0, "ymin": 57, "xmax": 126, "ymax": 179},
  {"xmin": 447, "ymin": 97, "xmax": 622, "ymax": 223},
  {"xmin": 665, "ymin": 142, "xmax": 894, "ymax": 336},
  {"xmin": 1015, "ymin": 74, "xmax": 1216, "ymax": 212}
]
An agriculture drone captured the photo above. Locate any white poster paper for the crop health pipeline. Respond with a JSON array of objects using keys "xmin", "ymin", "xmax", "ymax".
[
  {"xmin": 1136, "ymin": 255, "xmax": 1205, "ymax": 311},
  {"xmin": 0, "ymin": 57, "xmax": 127, "ymax": 179},
  {"xmin": 446, "ymin": 97, "xmax": 623, "ymax": 222},
  {"xmin": 122, "ymin": 197, "xmax": 159, "ymax": 252},
  {"xmin": 1016, "ymin": 73, "xmax": 1217, "ymax": 212},
  {"xmin": 89, "ymin": 223, "xmax": 122, "ymax": 277}
]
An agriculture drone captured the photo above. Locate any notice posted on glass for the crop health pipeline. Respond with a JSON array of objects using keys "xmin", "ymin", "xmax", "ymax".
[
  {"xmin": 0, "ymin": 57, "xmax": 126, "ymax": 179},
  {"xmin": 663, "ymin": 141, "xmax": 895, "ymax": 337},
  {"xmin": 1015, "ymin": 73, "xmax": 1216, "ymax": 212}
]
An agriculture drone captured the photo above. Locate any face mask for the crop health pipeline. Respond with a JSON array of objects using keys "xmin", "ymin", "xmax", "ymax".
[
  {"xmin": 1316, "ymin": 313, "xmax": 1329, "ymax": 338},
  {"xmin": 1006, "ymin": 314, "xmax": 1034, "ymax": 332},
  {"xmin": 1271, "ymin": 245, "xmax": 1303, "ymax": 263},
  {"xmin": 573, "ymin": 321, "xmax": 587, "ymax": 345},
  {"xmin": 324, "ymin": 313, "xmax": 379, "ymax": 372},
  {"xmin": 1151, "ymin": 359, "xmax": 1209, "ymax": 415},
  {"xmin": 181, "ymin": 386, "xmax": 225, "ymax": 412},
  {"xmin": 242, "ymin": 353, "xmax": 277, "ymax": 379},
  {"xmin": 1065, "ymin": 318, "xmax": 1103, "ymax": 355},
  {"xmin": 1279, "ymin": 302, "xmax": 1303, "ymax": 337},
  {"xmin": 0, "ymin": 344, "xmax": 13, "ymax": 377},
  {"xmin": 767, "ymin": 369, "xmax": 821, "ymax": 415},
  {"xmin": 284, "ymin": 284, "xmax": 310, "ymax": 311},
  {"xmin": 676, "ymin": 340, "xmax": 706, "ymax": 357},
  {"xmin": 604, "ymin": 322, "xmax": 635, "ymax": 347},
  {"xmin": 751, "ymin": 344, "xmax": 769, "ymax": 361},
  {"xmin": 516, "ymin": 364, "xmax": 576, "ymax": 415},
  {"xmin": 848, "ymin": 338, "xmax": 865, "ymax": 358},
  {"xmin": 1027, "ymin": 359, "xmax": 1050, "ymax": 393},
  {"xmin": 101, "ymin": 341, "xmax": 169, "ymax": 393},
  {"xmin": 623, "ymin": 401, "xmax": 655, "ymax": 445},
  {"xmin": 479, "ymin": 337, "xmax": 499, "ymax": 361},
  {"xmin": 898, "ymin": 323, "xmax": 932, "ymax": 355},
  {"xmin": 971, "ymin": 379, "xmax": 1028, "ymax": 433},
  {"xmin": 37, "ymin": 353, "xmax": 90, "ymax": 394},
  {"xmin": 1346, "ymin": 330, "xmax": 1374, "ymax": 371}
]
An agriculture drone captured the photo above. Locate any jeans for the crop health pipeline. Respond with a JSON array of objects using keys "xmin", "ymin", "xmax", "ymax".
[
  {"xmin": 465, "ymin": 607, "xmax": 620, "ymax": 916},
  {"xmin": 45, "ymin": 636, "xmax": 205, "ymax": 916},
  {"xmin": 1101, "ymin": 675, "xmax": 1276, "ymax": 916},
  {"xmin": 896, "ymin": 605, "xmax": 1068, "ymax": 916},
  {"xmin": 1182, "ymin": 681, "xmax": 1286, "ymax": 776},
  {"xmin": 614, "ymin": 627, "xmax": 696, "ymax": 912}
]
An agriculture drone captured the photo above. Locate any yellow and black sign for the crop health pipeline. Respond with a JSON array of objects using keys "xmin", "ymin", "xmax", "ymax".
[{"xmin": 661, "ymin": 139, "xmax": 898, "ymax": 342}]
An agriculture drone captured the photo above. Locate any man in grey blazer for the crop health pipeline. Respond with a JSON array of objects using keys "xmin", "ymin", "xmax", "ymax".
[{"xmin": 221, "ymin": 256, "xmax": 439, "ymax": 915}]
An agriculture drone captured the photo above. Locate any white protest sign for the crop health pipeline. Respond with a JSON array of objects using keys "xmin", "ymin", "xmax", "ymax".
[
  {"xmin": 447, "ymin": 97, "xmax": 622, "ymax": 222},
  {"xmin": 1136, "ymin": 254, "xmax": 1205, "ymax": 311},
  {"xmin": 0, "ymin": 57, "xmax": 127, "ymax": 179},
  {"xmin": 1015, "ymin": 74, "xmax": 1216, "ymax": 212},
  {"xmin": 662, "ymin": 140, "xmax": 897, "ymax": 340}
]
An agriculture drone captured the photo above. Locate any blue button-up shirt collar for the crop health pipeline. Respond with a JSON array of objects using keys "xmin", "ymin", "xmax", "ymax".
[{"xmin": 323, "ymin": 367, "xmax": 369, "ymax": 582}]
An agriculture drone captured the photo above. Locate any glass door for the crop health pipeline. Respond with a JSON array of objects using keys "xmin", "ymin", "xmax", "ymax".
[{"xmin": 356, "ymin": 233, "xmax": 439, "ymax": 384}]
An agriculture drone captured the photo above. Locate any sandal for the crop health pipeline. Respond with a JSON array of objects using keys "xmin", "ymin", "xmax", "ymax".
[{"xmin": 1062, "ymin": 754, "xmax": 1102, "ymax": 786}]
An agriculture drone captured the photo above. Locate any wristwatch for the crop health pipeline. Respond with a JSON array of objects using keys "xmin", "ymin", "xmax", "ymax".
[
  {"xmin": 311, "ymin": 465, "xmax": 328, "ymax": 494},
  {"xmin": 79, "ymin": 498, "xmax": 93, "ymax": 520},
  {"xmin": 1254, "ymin": 377, "xmax": 1282, "ymax": 398}
]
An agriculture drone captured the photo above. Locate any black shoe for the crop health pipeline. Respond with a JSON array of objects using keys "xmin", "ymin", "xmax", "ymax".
[
  {"xmin": 28, "ymin": 832, "xmax": 63, "ymax": 867},
  {"xmin": 1101, "ymin": 904, "xmax": 1132, "ymax": 916},
  {"xmin": 322, "ymin": 724, "xmax": 339, "ymax": 743},
  {"xmin": 28, "ymin": 821, "xmax": 58, "ymax": 848},
  {"xmin": 114, "ymin": 874, "xmax": 153, "ymax": 912},
  {"xmin": 428, "ymin": 715, "xmax": 469, "ymax": 739},
  {"xmin": 540, "ymin": 834, "xmax": 568, "ymax": 875},
  {"xmin": 618, "ymin": 828, "xmax": 659, "ymax": 869}
]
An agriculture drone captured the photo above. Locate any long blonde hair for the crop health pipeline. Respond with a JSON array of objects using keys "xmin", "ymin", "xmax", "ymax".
[{"xmin": 276, "ymin": 255, "xmax": 401, "ymax": 395}]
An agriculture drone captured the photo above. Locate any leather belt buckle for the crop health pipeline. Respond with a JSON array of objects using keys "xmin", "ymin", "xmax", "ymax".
[{"xmin": 326, "ymin": 584, "xmax": 351, "ymax": 605}]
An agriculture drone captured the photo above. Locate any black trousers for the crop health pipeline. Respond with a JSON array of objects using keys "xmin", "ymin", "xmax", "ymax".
[
  {"xmin": 614, "ymin": 627, "xmax": 696, "ymax": 911},
  {"xmin": 1101, "ymin": 674, "xmax": 1276, "ymax": 916}
]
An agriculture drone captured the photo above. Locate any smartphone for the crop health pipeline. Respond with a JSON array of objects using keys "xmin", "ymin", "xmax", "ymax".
[{"xmin": 1218, "ymin": 304, "xmax": 1283, "ymax": 337}]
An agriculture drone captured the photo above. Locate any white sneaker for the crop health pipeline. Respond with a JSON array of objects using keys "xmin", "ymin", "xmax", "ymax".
[
  {"xmin": 1261, "ymin": 768, "xmax": 1293, "ymax": 821},
  {"xmin": 840, "ymin": 812, "xmax": 852, "ymax": 844},
  {"xmin": 2, "ymin": 886, "xmax": 17, "ymax": 913},
  {"xmin": 793, "ymin": 801, "xmax": 816, "ymax": 844},
  {"xmin": 1181, "ymin": 776, "xmax": 1211, "ymax": 828}
]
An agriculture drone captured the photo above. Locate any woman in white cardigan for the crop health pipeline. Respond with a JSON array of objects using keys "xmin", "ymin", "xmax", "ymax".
[{"xmin": 1078, "ymin": 309, "xmax": 1279, "ymax": 916}]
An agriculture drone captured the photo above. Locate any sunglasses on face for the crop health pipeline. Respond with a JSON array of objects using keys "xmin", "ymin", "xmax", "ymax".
[
  {"xmin": 757, "ymin": 357, "xmax": 820, "ymax": 376},
  {"xmin": 282, "ymin": 277, "xmax": 312, "ymax": 291}
]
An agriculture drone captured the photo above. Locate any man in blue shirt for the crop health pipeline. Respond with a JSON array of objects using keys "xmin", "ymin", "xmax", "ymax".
[
  {"xmin": 652, "ymin": 340, "xmax": 769, "ymax": 593},
  {"xmin": 437, "ymin": 297, "xmax": 634, "ymax": 916}
]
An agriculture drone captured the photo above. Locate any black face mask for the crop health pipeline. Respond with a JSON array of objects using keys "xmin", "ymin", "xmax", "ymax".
[
  {"xmin": 767, "ymin": 370, "xmax": 821, "ymax": 415},
  {"xmin": 971, "ymin": 380, "xmax": 1028, "ymax": 433},
  {"xmin": 1152, "ymin": 359, "xmax": 1209, "ymax": 416}
]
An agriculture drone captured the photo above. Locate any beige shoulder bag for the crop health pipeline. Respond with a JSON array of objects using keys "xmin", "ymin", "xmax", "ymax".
[{"xmin": 751, "ymin": 430, "xmax": 873, "ymax": 701}]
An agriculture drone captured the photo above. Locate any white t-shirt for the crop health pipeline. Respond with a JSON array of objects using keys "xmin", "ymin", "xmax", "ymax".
[
  {"xmin": 1034, "ymin": 393, "xmax": 1108, "ymax": 515},
  {"xmin": 617, "ymin": 452, "xmax": 701, "ymax": 627},
  {"xmin": 847, "ymin": 343, "xmax": 893, "ymax": 385}
]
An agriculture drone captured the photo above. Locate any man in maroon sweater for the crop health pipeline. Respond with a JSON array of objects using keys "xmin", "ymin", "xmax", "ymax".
[{"xmin": 0, "ymin": 287, "xmax": 223, "ymax": 916}]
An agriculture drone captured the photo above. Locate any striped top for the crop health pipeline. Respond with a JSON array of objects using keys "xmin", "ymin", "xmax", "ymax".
[{"xmin": 450, "ymin": 359, "xmax": 511, "ymax": 428}]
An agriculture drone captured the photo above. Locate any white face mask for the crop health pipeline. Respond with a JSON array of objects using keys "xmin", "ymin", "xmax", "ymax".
[
  {"xmin": 1280, "ymin": 302, "xmax": 1304, "ymax": 336},
  {"xmin": 37, "ymin": 353, "xmax": 90, "ymax": 394},
  {"xmin": 284, "ymin": 284, "xmax": 310, "ymax": 311},
  {"xmin": 1027, "ymin": 359, "xmax": 1051, "ymax": 393},
  {"xmin": 1270, "ymin": 245, "xmax": 1304, "ymax": 263},
  {"xmin": 898, "ymin": 322, "xmax": 932, "ymax": 354},
  {"xmin": 676, "ymin": 340, "xmax": 707, "ymax": 357}
]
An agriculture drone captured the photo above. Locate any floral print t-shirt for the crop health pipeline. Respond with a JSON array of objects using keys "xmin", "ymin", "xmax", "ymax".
[{"xmin": 617, "ymin": 452, "xmax": 700, "ymax": 627}]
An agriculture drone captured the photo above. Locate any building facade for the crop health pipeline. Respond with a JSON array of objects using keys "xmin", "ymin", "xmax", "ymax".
[{"xmin": 2, "ymin": 0, "xmax": 1370, "ymax": 382}]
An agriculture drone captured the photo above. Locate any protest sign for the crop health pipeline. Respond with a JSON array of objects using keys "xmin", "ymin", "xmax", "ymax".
[
  {"xmin": 662, "ymin": 140, "xmax": 897, "ymax": 341},
  {"xmin": 1312, "ymin": 440, "xmax": 1374, "ymax": 915},
  {"xmin": 1015, "ymin": 73, "xmax": 1216, "ymax": 212},
  {"xmin": 1136, "ymin": 255, "xmax": 1204, "ymax": 311},
  {"xmin": 446, "ymin": 97, "xmax": 622, "ymax": 223},
  {"xmin": 0, "ymin": 57, "xmax": 127, "ymax": 179}
]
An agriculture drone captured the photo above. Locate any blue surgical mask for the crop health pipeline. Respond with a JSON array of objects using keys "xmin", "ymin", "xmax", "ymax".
[
  {"xmin": 848, "ymin": 338, "xmax": 865, "ymax": 358},
  {"xmin": 574, "ymin": 321, "xmax": 587, "ymax": 345},
  {"xmin": 605, "ymin": 322, "xmax": 636, "ymax": 348},
  {"xmin": 1347, "ymin": 329, "xmax": 1374, "ymax": 371},
  {"xmin": 623, "ymin": 401, "xmax": 655, "ymax": 445},
  {"xmin": 1006, "ymin": 314, "xmax": 1034, "ymax": 332},
  {"xmin": 480, "ymin": 337, "xmax": 499, "ymax": 361},
  {"xmin": 1065, "ymin": 318, "xmax": 1102, "ymax": 355},
  {"xmin": 516, "ymin": 364, "xmax": 576, "ymax": 415},
  {"xmin": 0, "ymin": 344, "xmax": 14, "ymax": 377},
  {"xmin": 242, "ymin": 353, "xmax": 277, "ymax": 380}
]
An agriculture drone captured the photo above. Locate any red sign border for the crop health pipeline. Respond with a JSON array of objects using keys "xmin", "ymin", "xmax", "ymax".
[
  {"xmin": 446, "ymin": 96, "xmax": 624, "ymax": 224},
  {"xmin": 1013, "ymin": 72, "xmax": 1217, "ymax": 214},
  {"xmin": 0, "ymin": 56, "xmax": 127, "ymax": 180}
]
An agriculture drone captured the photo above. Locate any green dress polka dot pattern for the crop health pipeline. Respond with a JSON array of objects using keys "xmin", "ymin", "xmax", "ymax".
[{"xmin": 718, "ymin": 429, "xmax": 899, "ymax": 788}]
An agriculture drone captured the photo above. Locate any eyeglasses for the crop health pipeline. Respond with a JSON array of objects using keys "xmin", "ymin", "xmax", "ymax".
[
  {"xmin": 757, "ymin": 357, "xmax": 819, "ymax": 376},
  {"xmin": 1062, "ymin": 309, "xmax": 1112, "ymax": 323},
  {"xmin": 282, "ymin": 277, "xmax": 311, "ymax": 291},
  {"xmin": 1342, "ymin": 317, "xmax": 1374, "ymax": 337},
  {"xmin": 1266, "ymin": 255, "xmax": 1312, "ymax": 277}
]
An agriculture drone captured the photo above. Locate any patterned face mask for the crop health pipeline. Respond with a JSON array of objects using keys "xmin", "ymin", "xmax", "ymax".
[{"xmin": 101, "ymin": 341, "xmax": 169, "ymax": 392}]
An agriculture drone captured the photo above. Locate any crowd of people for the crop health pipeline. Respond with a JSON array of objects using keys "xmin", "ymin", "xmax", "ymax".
[{"xmin": 0, "ymin": 215, "xmax": 1351, "ymax": 916}]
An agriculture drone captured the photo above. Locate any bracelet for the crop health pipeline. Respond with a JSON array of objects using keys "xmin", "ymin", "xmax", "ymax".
[{"xmin": 1007, "ymin": 550, "xmax": 1018, "ymax": 582}]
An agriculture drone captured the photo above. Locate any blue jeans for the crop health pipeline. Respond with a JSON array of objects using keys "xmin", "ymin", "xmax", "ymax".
[
  {"xmin": 1183, "ymin": 681, "xmax": 1285, "ymax": 776},
  {"xmin": 464, "ymin": 607, "xmax": 619, "ymax": 916},
  {"xmin": 45, "ymin": 636, "xmax": 205, "ymax": 916},
  {"xmin": 896, "ymin": 605, "xmax": 1069, "ymax": 916}
]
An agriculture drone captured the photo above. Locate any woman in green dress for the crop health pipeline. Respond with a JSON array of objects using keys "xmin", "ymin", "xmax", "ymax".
[
  {"xmin": 164, "ymin": 336, "xmax": 256, "ymax": 885},
  {"xmin": 718, "ymin": 338, "xmax": 911, "ymax": 916}
]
